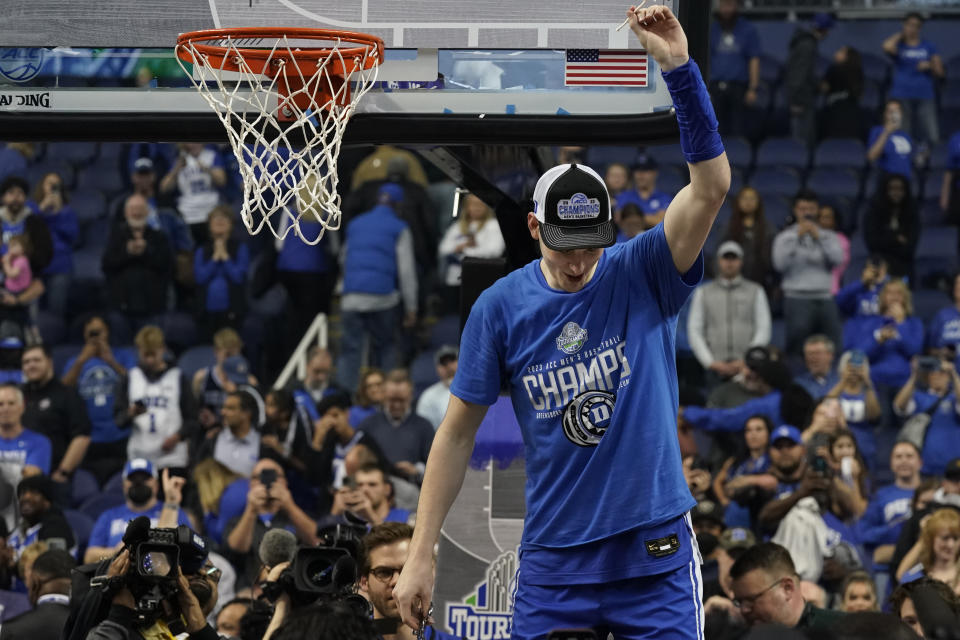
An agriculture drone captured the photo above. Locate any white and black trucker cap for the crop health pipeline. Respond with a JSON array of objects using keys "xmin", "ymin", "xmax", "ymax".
[{"xmin": 532, "ymin": 163, "xmax": 615, "ymax": 251}]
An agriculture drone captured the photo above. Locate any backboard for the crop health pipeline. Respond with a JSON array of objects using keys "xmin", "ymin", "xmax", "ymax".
[{"xmin": 0, "ymin": 0, "xmax": 707, "ymax": 145}]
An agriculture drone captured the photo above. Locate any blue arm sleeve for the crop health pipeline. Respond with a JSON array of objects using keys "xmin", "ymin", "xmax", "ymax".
[
  {"xmin": 684, "ymin": 393, "xmax": 780, "ymax": 432},
  {"xmin": 449, "ymin": 288, "xmax": 504, "ymax": 407},
  {"xmin": 193, "ymin": 248, "xmax": 218, "ymax": 285},
  {"xmin": 661, "ymin": 59, "xmax": 725, "ymax": 164},
  {"xmin": 223, "ymin": 243, "xmax": 250, "ymax": 283},
  {"xmin": 835, "ymin": 281, "xmax": 863, "ymax": 317}
]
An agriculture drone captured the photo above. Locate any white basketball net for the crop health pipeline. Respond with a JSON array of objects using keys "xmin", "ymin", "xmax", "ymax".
[{"xmin": 176, "ymin": 35, "xmax": 381, "ymax": 244}]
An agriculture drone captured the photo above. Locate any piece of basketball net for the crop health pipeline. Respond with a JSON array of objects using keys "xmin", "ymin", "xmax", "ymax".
[{"xmin": 176, "ymin": 29, "xmax": 383, "ymax": 244}]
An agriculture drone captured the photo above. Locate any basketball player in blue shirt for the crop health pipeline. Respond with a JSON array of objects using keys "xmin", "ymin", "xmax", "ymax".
[{"xmin": 394, "ymin": 6, "xmax": 729, "ymax": 639}]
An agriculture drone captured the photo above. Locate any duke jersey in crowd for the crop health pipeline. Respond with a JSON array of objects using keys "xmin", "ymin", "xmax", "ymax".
[
  {"xmin": 175, "ymin": 147, "xmax": 224, "ymax": 225},
  {"xmin": 127, "ymin": 366, "xmax": 189, "ymax": 467},
  {"xmin": 0, "ymin": 429, "xmax": 50, "ymax": 530},
  {"xmin": 452, "ymin": 223, "xmax": 702, "ymax": 557},
  {"xmin": 198, "ymin": 365, "xmax": 265, "ymax": 424}
]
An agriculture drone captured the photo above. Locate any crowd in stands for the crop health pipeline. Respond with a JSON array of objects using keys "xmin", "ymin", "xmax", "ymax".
[{"xmin": 0, "ymin": 3, "xmax": 957, "ymax": 639}]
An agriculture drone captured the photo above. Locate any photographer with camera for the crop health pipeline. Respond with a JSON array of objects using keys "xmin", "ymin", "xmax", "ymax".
[
  {"xmin": 84, "ymin": 459, "xmax": 191, "ymax": 564},
  {"xmin": 224, "ymin": 458, "xmax": 319, "ymax": 588},
  {"xmin": 321, "ymin": 464, "xmax": 411, "ymax": 529},
  {"xmin": 894, "ymin": 355, "xmax": 960, "ymax": 476},
  {"xmin": 85, "ymin": 534, "xmax": 222, "ymax": 640}
]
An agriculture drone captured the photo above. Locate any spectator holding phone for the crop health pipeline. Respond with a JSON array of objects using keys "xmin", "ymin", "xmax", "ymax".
[
  {"xmin": 83, "ymin": 458, "xmax": 190, "ymax": 563},
  {"xmin": 324, "ymin": 463, "xmax": 411, "ymax": 528},
  {"xmin": 61, "ymin": 315, "xmax": 137, "ymax": 485},
  {"xmin": 224, "ymin": 457, "xmax": 319, "ymax": 588},
  {"xmin": 824, "ymin": 350, "xmax": 882, "ymax": 468},
  {"xmin": 28, "ymin": 172, "xmax": 77, "ymax": 318},
  {"xmin": 894, "ymin": 356, "xmax": 960, "ymax": 476},
  {"xmin": 837, "ymin": 256, "xmax": 889, "ymax": 318},
  {"xmin": 882, "ymin": 13, "xmax": 944, "ymax": 155},
  {"xmin": 867, "ymin": 100, "xmax": 915, "ymax": 180},
  {"xmin": 846, "ymin": 279, "xmax": 924, "ymax": 392}
]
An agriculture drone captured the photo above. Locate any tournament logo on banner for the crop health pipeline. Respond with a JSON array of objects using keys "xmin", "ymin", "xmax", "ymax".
[
  {"xmin": 446, "ymin": 551, "xmax": 517, "ymax": 640},
  {"xmin": 0, "ymin": 48, "xmax": 45, "ymax": 83}
]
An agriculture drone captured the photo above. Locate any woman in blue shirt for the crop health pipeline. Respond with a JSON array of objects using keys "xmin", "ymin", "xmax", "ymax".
[
  {"xmin": 28, "ymin": 172, "xmax": 77, "ymax": 318},
  {"xmin": 882, "ymin": 13, "xmax": 945, "ymax": 151},
  {"xmin": 713, "ymin": 414, "xmax": 775, "ymax": 529},
  {"xmin": 928, "ymin": 273, "xmax": 960, "ymax": 369},
  {"xmin": 848, "ymin": 279, "xmax": 924, "ymax": 390},
  {"xmin": 825, "ymin": 350, "xmax": 882, "ymax": 469}
]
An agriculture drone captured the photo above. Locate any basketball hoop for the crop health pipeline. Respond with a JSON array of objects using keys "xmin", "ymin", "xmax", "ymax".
[{"xmin": 175, "ymin": 28, "xmax": 384, "ymax": 244}]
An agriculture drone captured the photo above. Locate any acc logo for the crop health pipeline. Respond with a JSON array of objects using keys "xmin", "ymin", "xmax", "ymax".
[
  {"xmin": 556, "ymin": 321, "xmax": 587, "ymax": 354},
  {"xmin": 562, "ymin": 390, "xmax": 615, "ymax": 447},
  {"xmin": 557, "ymin": 192, "xmax": 600, "ymax": 220},
  {"xmin": 0, "ymin": 49, "xmax": 45, "ymax": 83},
  {"xmin": 446, "ymin": 551, "xmax": 515, "ymax": 640}
]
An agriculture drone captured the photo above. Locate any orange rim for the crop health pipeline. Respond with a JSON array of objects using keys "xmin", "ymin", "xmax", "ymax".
[{"xmin": 176, "ymin": 27, "xmax": 384, "ymax": 77}]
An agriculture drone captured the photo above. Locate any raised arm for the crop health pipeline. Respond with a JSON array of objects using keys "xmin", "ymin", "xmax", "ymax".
[{"xmin": 627, "ymin": 5, "xmax": 730, "ymax": 273}]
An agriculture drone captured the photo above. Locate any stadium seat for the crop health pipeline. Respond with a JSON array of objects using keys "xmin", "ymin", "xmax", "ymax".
[
  {"xmin": 76, "ymin": 163, "xmax": 124, "ymax": 194},
  {"xmin": 177, "ymin": 345, "xmax": 216, "ymax": 381},
  {"xmin": 51, "ymin": 344, "xmax": 81, "ymax": 377},
  {"xmin": 912, "ymin": 288, "xmax": 951, "ymax": 324},
  {"xmin": 860, "ymin": 79, "xmax": 882, "ymax": 112},
  {"xmin": 78, "ymin": 491, "xmax": 125, "ymax": 521},
  {"xmin": 758, "ymin": 55, "xmax": 782, "ymax": 87},
  {"xmin": 813, "ymin": 139, "xmax": 866, "ymax": 170},
  {"xmin": 72, "ymin": 247, "xmax": 105, "ymax": 282},
  {"xmin": 756, "ymin": 138, "xmax": 809, "ymax": 171},
  {"xmin": 410, "ymin": 350, "xmax": 438, "ymax": 398},
  {"xmin": 942, "ymin": 81, "xmax": 960, "ymax": 110},
  {"xmin": 24, "ymin": 162, "xmax": 75, "ymax": 190},
  {"xmin": 919, "ymin": 200, "xmax": 947, "ymax": 228},
  {"xmin": 728, "ymin": 168, "xmax": 744, "ymax": 198},
  {"xmin": 770, "ymin": 318, "xmax": 786, "ymax": 350},
  {"xmin": 928, "ymin": 142, "xmax": 950, "ymax": 171},
  {"xmin": 429, "ymin": 314, "xmax": 461, "ymax": 349},
  {"xmin": 0, "ymin": 146, "xmax": 27, "ymax": 183},
  {"xmin": 848, "ymin": 233, "xmax": 869, "ymax": 261},
  {"xmin": 749, "ymin": 168, "xmax": 802, "ymax": 198},
  {"xmin": 921, "ymin": 171, "xmax": 944, "ymax": 202},
  {"xmin": 644, "ymin": 144, "xmax": 687, "ymax": 168},
  {"xmin": 36, "ymin": 311, "xmax": 66, "ymax": 346},
  {"xmin": 917, "ymin": 226, "xmax": 958, "ymax": 259},
  {"xmin": 806, "ymin": 168, "xmax": 861, "ymax": 200},
  {"xmin": 159, "ymin": 311, "xmax": 200, "ymax": 354},
  {"xmin": 585, "ymin": 146, "xmax": 638, "ymax": 171},
  {"xmin": 70, "ymin": 468, "xmax": 99, "ymax": 508},
  {"xmin": 70, "ymin": 188, "xmax": 108, "ymax": 226},
  {"xmin": 724, "ymin": 137, "xmax": 753, "ymax": 170},
  {"xmin": 46, "ymin": 142, "xmax": 99, "ymax": 165},
  {"xmin": 657, "ymin": 168, "xmax": 688, "ymax": 195},
  {"xmin": 763, "ymin": 196, "xmax": 793, "ymax": 230},
  {"xmin": 103, "ymin": 471, "xmax": 124, "ymax": 497},
  {"xmin": 860, "ymin": 53, "xmax": 890, "ymax": 84},
  {"xmin": 63, "ymin": 509, "xmax": 95, "ymax": 555}
]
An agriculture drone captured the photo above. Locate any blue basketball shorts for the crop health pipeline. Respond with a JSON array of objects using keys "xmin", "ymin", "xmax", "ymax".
[{"xmin": 511, "ymin": 518, "xmax": 704, "ymax": 640}]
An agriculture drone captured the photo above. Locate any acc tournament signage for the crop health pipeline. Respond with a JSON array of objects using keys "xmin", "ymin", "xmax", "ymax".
[{"xmin": 435, "ymin": 396, "xmax": 525, "ymax": 640}]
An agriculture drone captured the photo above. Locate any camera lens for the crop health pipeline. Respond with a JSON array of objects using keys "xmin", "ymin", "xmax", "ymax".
[
  {"xmin": 141, "ymin": 550, "xmax": 173, "ymax": 577},
  {"xmin": 305, "ymin": 559, "xmax": 334, "ymax": 588}
]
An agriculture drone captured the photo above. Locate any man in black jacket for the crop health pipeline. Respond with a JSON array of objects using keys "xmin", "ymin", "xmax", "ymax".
[
  {"xmin": 7, "ymin": 475, "xmax": 75, "ymax": 559},
  {"xmin": 20, "ymin": 344, "xmax": 91, "ymax": 492},
  {"xmin": 101, "ymin": 194, "xmax": 171, "ymax": 324},
  {"xmin": 0, "ymin": 548, "xmax": 75, "ymax": 640}
]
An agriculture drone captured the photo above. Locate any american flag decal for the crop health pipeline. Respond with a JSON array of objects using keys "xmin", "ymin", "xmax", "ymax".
[{"xmin": 565, "ymin": 49, "xmax": 649, "ymax": 87}]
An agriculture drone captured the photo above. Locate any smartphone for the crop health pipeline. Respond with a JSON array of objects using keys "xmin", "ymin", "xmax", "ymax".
[
  {"xmin": 133, "ymin": 399, "xmax": 147, "ymax": 411},
  {"xmin": 259, "ymin": 468, "xmax": 278, "ymax": 490},
  {"xmin": 918, "ymin": 356, "xmax": 941, "ymax": 372},
  {"xmin": 343, "ymin": 476, "xmax": 357, "ymax": 491},
  {"xmin": 849, "ymin": 350, "xmax": 866, "ymax": 367}
]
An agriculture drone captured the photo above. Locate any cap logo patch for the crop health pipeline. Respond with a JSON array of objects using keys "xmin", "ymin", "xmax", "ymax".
[{"xmin": 557, "ymin": 193, "xmax": 601, "ymax": 220}]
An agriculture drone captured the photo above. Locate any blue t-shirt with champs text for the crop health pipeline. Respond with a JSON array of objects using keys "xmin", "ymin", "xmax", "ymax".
[{"xmin": 451, "ymin": 223, "xmax": 702, "ymax": 551}]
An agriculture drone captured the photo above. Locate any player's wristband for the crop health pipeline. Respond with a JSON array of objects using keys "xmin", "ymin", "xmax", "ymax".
[{"xmin": 661, "ymin": 59, "xmax": 724, "ymax": 164}]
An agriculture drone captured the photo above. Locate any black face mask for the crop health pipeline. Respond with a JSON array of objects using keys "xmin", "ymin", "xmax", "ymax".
[
  {"xmin": 127, "ymin": 482, "xmax": 153, "ymax": 506},
  {"xmin": 697, "ymin": 532, "xmax": 719, "ymax": 557}
]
